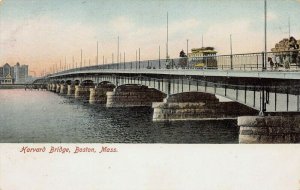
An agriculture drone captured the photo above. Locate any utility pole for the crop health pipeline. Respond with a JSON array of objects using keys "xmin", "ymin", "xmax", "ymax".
[
  {"xmin": 97, "ymin": 41, "xmax": 99, "ymax": 65},
  {"xmin": 159, "ymin": 45, "xmax": 161, "ymax": 69},
  {"xmin": 288, "ymin": 16, "xmax": 290, "ymax": 38},
  {"xmin": 139, "ymin": 48, "xmax": 141, "ymax": 69},
  {"xmin": 260, "ymin": 0, "xmax": 268, "ymax": 116},
  {"xmin": 202, "ymin": 34, "xmax": 204, "ymax": 48},
  {"xmin": 80, "ymin": 49, "xmax": 83, "ymax": 68},
  {"xmin": 264, "ymin": 0, "xmax": 267, "ymax": 70},
  {"xmin": 230, "ymin": 34, "xmax": 233, "ymax": 69},
  {"xmin": 186, "ymin": 39, "xmax": 189, "ymax": 56},
  {"xmin": 117, "ymin": 36, "xmax": 119, "ymax": 68},
  {"xmin": 166, "ymin": 12, "xmax": 169, "ymax": 59}
]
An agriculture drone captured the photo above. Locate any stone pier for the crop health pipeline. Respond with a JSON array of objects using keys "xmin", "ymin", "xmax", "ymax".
[
  {"xmin": 59, "ymin": 84, "xmax": 68, "ymax": 94},
  {"xmin": 152, "ymin": 92, "xmax": 258, "ymax": 121},
  {"xmin": 50, "ymin": 84, "xmax": 56, "ymax": 92},
  {"xmin": 47, "ymin": 84, "xmax": 52, "ymax": 91},
  {"xmin": 238, "ymin": 115, "xmax": 300, "ymax": 143},
  {"xmin": 67, "ymin": 85, "xmax": 76, "ymax": 96},
  {"xmin": 74, "ymin": 85, "xmax": 92, "ymax": 100},
  {"xmin": 55, "ymin": 84, "xmax": 61, "ymax": 93},
  {"xmin": 89, "ymin": 82, "xmax": 115, "ymax": 104},
  {"xmin": 106, "ymin": 84, "xmax": 166, "ymax": 107}
]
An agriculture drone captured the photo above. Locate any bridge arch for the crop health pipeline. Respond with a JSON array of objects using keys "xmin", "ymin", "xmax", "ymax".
[
  {"xmin": 81, "ymin": 80, "xmax": 95, "ymax": 87},
  {"xmin": 65, "ymin": 80, "xmax": 72, "ymax": 85},
  {"xmin": 74, "ymin": 80, "xmax": 80, "ymax": 85}
]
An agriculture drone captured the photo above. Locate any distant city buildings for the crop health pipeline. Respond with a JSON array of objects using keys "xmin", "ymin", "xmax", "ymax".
[{"xmin": 0, "ymin": 63, "xmax": 29, "ymax": 84}]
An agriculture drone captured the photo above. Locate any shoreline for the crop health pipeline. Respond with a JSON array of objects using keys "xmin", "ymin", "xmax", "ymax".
[{"xmin": 0, "ymin": 84, "xmax": 26, "ymax": 89}]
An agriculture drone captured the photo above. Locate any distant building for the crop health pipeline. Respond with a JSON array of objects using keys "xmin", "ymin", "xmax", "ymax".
[{"xmin": 0, "ymin": 63, "xmax": 29, "ymax": 84}]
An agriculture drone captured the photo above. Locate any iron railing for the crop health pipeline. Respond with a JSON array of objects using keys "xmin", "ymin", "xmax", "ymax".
[{"xmin": 47, "ymin": 50, "xmax": 300, "ymax": 76}]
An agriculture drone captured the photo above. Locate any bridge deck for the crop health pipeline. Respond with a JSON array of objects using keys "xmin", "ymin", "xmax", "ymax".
[{"xmin": 49, "ymin": 69, "xmax": 300, "ymax": 80}]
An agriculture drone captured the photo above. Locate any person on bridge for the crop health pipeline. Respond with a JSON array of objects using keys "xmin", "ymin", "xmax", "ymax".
[
  {"xmin": 283, "ymin": 55, "xmax": 290, "ymax": 69},
  {"xmin": 268, "ymin": 57, "xmax": 275, "ymax": 70},
  {"xmin": 289, "ymin": 36, "xmax": 299, "ymax": 65},
  {"xmin": 179, "ymin": 50, "xmax": 187, "ymax": 57}
]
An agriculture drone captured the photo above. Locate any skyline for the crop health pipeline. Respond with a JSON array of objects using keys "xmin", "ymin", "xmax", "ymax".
[{"xmin": 0, "ymin": 0, "xmax": 300, "ymax": 76}]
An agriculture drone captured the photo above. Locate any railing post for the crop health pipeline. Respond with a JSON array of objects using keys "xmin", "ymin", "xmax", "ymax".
[
  {"xmin": 230, "ymin": 54, "xmax": 233, "ymax": 70},
  {"xmin": 159, "ymin": 58, "xmax": 161, "ymax": 69},
  {"xmin": 172, "ymin": 59, "xmax": 174, "ymax": 69},
  {"xmin": 123, "ymin": 57, "xmax": 125, "ymax": 70},
  {"xmin": 262, "ymin": 52, "xmax": 266, "ymax": 71},
  {"xmin": 256, "ymin": 55, "xmax": 259, "ymax": 70}
]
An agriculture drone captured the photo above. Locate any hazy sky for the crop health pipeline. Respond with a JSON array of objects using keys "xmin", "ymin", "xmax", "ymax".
[{"xmin": 0, "ymin": 0, "xmax": 300, "ymax": 75}]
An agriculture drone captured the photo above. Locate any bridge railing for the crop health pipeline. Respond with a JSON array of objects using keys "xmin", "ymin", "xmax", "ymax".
[
  {"xmin": 49, "ymin": 50, "xmax": 300, "ymax": 76},
  {"xmin": 116, "ymin": 75, "xmax": 300, "ymax": 112}
]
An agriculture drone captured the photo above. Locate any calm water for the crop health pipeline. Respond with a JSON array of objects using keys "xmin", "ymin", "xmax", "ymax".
[{"xmin": 0, "ymin": 89, "xmax": 238, "ymax": 143}]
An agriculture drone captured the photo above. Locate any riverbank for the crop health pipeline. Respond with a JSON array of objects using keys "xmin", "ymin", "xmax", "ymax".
[{"xmin": 0, "ymin": 84, "xmax": 25, "ymax": 89}]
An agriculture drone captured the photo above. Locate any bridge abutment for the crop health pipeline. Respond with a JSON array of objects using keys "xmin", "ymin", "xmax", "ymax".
[
  {"xmin": 106, "ymin": 84, "xmax": 165, "ymax": 107},
  {"xmin": 238, "ymin": 115, "xmax": 300, "ymax": 143},
  {"xmin": 152, "ymin": 92, "xmax": 258, "ymax": 121}
]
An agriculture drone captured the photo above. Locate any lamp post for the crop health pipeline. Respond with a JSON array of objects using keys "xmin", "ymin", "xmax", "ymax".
[
  {"xmin": 264, "ymin": 0, "xmax": 267, "ymax": 71},
  {"xmin": 230, "ymin": 34, "xmax": 233, "ymax": 70},
  {"xmin": 80, "ymin": 49, "xmax": 83, "ymax": 68},
  {"xmin": 186, "ymin": 39, "xmax": 189, "ymax": 69}
]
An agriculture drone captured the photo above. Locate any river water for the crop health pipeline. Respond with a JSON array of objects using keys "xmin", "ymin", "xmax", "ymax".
[{"xmin": 0, "ymin": 89, "xmax": 238, "ymax": 143}]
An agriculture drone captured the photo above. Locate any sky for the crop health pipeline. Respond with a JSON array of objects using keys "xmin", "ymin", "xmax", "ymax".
[{"xmin": 0, "ymin": 0, "xmax": 300, "ymax": 76}]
